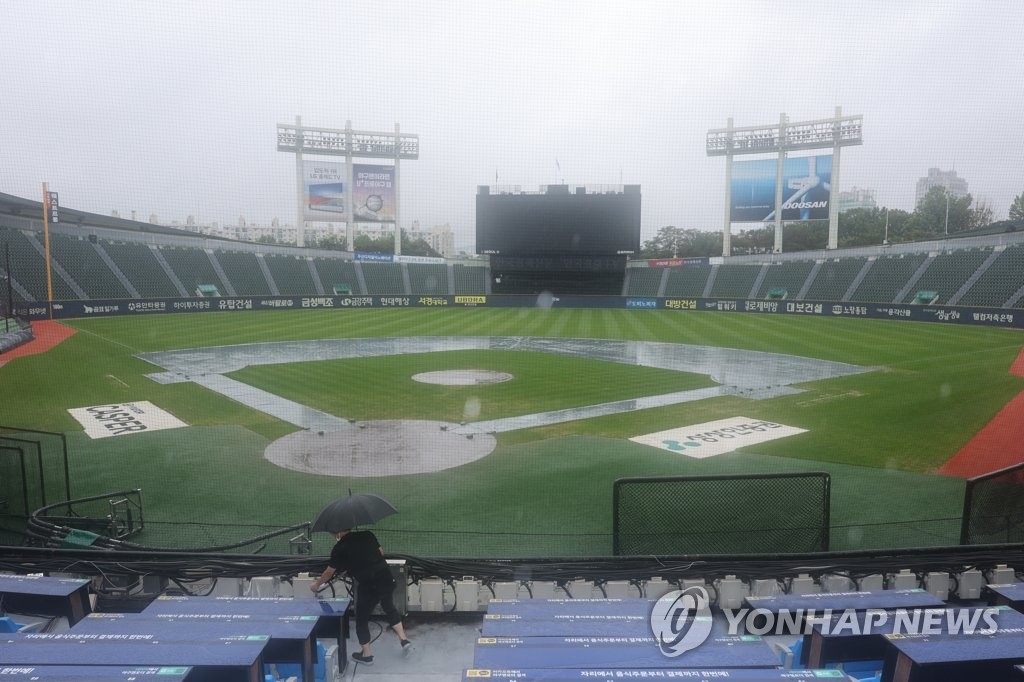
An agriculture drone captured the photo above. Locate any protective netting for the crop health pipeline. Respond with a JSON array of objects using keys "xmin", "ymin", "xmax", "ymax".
[
  {"xmin": 0, "ymin": 428, "xmax": 70, "ymax": 518},
  {"xmin": 961, "ymin": 463, "xmax": 1024, "ymax": 544},
  {"xmin": 613, "ymin": 473, "xmax": 831, "ymax": 555}
]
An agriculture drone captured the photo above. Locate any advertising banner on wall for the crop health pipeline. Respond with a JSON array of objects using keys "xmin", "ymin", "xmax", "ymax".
[
  {"xmin": 353, "ymin": 163, "xmax": 396, "ymax": 223},
  {"xmin": 303, "ymin": 161, "xmax": 346, "ymax": 222},
  {"xmin": 731, "ymin": 155, "xmax": 832, "ymax": 222}
]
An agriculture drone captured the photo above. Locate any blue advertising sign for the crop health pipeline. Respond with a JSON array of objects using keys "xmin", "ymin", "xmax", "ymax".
[{"xmin": 731, "ymin": 155, "xmax": 832, "ymax": 222}]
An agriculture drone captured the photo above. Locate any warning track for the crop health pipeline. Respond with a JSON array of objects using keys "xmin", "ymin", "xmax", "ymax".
[
  {"xmin": 939, "ymin": 346, "xmax": 1024, "ymax": 478},
  {"xmin": 0, "ymin": 321, "xmax": 76, "ymax": 367}
]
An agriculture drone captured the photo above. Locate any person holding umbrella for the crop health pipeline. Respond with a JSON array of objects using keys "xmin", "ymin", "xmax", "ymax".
[{"xmin": 309, "ymin": 492, "xmax": 412, "ymax": 666}]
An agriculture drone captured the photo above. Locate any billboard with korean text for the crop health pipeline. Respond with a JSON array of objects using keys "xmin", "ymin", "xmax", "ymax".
[{"xmin": 353, "ymin": 163, "xmax": 396, "ymax": 223}]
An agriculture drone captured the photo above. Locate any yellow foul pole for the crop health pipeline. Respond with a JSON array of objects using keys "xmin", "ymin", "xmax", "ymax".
[{"xmin": 42, "ymin": 182, "xmax": 54, "ymax": 318}]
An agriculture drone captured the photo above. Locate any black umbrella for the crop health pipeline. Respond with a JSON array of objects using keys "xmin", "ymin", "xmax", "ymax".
[{"xmin": 311, "ymin": 492, "xmax": 398, "ymax": 533}]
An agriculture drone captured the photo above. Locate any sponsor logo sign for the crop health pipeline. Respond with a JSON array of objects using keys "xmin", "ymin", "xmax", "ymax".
[
  {"xmin": 396, "ymin": 255, "xmax": 446, "ymax": 264},
  {"xmin": 68, "ymin": 401, "xmax": 187, "ymax": 439},
  {"xmin": 731, "ymin": 155, "xmax": 832, "ymax": 222},
  {"xmin": 354, "ymin": 252, "xmax": 394, "ymax": 263},
  {"xmin": 630, "ymin": 416, "xmax": 806, "ymax": 458}
]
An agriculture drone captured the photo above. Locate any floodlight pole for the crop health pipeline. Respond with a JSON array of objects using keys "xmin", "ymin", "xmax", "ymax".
[
  {"xmin": 394, "ymin": 122, "xmax": 401, "ymax": 257},
  {"xmin": 277, "ymin": 119, "xmax": 419, "ymax": 252},
  {"xmin": 707, "ymin": 108, "xmax": 862, "ymax": 257},
  {"xmin": 944, "ymin": 193, "xmax": 950, "ymax": 235},
  {"xmin": 827, "ymin": 106, "xmax": 843, "ymax": 250},
  {"xmin": 774, "ymin": 113, "xmax": 787, "ymax": 254},
  {"xmin": 294, "ymin": 116, "xmax": 305, "ymax": 247},
  {"xmin": 722, "ymin": 118, "xmax": 733, "ymax": 257},
  {"xmin": 346, "ymin": 121, "xmax": 354, "ymax": 252}
]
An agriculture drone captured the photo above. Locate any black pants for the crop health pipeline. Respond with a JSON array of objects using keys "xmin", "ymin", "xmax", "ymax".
[{"xmin": 354, "ymin": 567, "xmax": 401, "ymax": 645}]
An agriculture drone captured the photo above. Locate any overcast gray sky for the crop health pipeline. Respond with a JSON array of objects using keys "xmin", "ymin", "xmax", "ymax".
[{"xmin": 2, "ymin": 1, "xmax": 1022, "ymax": 251}]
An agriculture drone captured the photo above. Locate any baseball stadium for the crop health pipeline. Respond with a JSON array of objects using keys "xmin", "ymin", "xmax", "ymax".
[
  {"xmin": 4, "ymin": 184, "xmax": 1024, "ymax": 677},
  {"xmin": 3, "ymin": 182, "xmax": 1024, "ymax": 551},
  {"xmin": 3, "ymin": 2, "xmax": 1024, "ymax": 679}
]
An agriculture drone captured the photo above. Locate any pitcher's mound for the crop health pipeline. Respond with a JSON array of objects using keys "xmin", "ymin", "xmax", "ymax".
[
  {"xmin": 412, "ymin": 370, "xmax": 513, "ymax": 385},
  {"xmin": 264, "ymin": 420, "xmax": 497, "ymax": 477}
]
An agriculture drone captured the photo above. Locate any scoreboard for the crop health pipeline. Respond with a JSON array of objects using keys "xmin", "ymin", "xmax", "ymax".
[{"xmin": 476, "ymin": 185, "xmax": 641, "ymax": 256}]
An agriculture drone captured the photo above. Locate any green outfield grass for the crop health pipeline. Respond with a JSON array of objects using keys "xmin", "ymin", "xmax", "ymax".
[{"xmin": 2, "ymin": 307, "xmax": 1022, "ymax": 555}]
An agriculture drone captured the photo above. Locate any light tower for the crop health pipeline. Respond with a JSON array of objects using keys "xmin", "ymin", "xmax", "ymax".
[
  {"xmin": 707, "ymin": 107, "xmax": 862, "ymax": 255},
  {"xmin": 276, "ymin": 118, "xmax": 419, "ymax": 250}
]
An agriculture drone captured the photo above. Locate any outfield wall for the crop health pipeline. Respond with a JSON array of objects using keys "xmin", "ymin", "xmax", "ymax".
[{"xmin": 19, "ymin": 294, "xmax": 1024, "ymax": 329}]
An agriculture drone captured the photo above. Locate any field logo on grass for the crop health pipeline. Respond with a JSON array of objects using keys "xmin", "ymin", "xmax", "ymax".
[
  {"xmin": 649, "ymin": 586, "xmax": 712, "ymax": 656},
  {"xmin": 68, "ymin": 401, "xmax": 187, "ymax": 439},
  {"xmin": 631, "ymin": 417, "xmax": 807, "ymax": 459}
]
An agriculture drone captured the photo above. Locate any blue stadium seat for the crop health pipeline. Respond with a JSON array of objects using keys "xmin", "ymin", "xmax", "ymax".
[
  {"xmin": 0, "ymin": 616, "xmax": 42, "ymax": 633},
  {"xmin": 0, "ymin": 616, "xmax": 24, "ymax": 633},
  {"xmin": 314, "ymin": 641, "xmax": 329, "ymax": 681},
  {"xmin": 266, "ymin": 642, "xmax": 326, "ymax": 681},
  {"xmin": 268, "ymin": 663, "xmax": 300, "ymax": 679},
  {"xmin": 835, "ymin": 660, "xmax": 883, "ymax": 679},
  {"xmin": 776, "ymin": 636, "xmax": 804, "ymax": 668}
]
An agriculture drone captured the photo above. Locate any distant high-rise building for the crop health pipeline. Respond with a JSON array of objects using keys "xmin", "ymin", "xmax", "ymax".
[
  {"xmin": 916, "ymin": 168, "xmax": 969, "ymax": 205},
  {"xmin": 409, "ymin": 223, "xmax": 455, "ymax": 258},
  {"xmin": 836, "ymin": 187, "xmax": 877, "ymax": 213}
]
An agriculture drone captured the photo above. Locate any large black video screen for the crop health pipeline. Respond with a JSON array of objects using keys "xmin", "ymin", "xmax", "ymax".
[{"xmin": 476, "ymin": 186, "xmax": 641, "ymax": 256}]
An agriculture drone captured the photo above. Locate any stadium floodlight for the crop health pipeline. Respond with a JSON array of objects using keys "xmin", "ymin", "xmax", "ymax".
[
  {"xmin": 276, "ymin": 117, "xmax": 419, "ymax": 250},
  {"xmin": 707, "ymin": 107, "xmax": 863, "ymax": 255}
]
